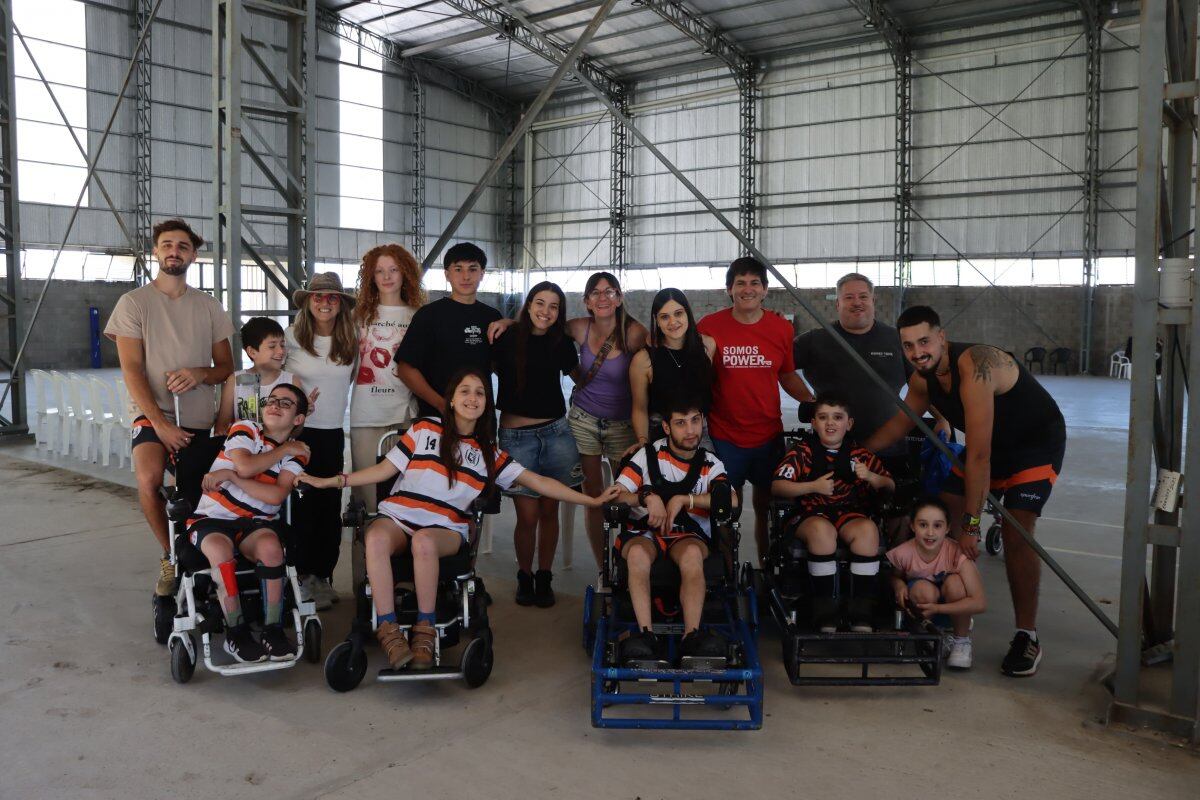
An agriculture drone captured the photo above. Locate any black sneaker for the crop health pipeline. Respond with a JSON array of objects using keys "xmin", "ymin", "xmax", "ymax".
[
  {"xmin": 848, "ymin": 596, "xmax": 875, "ymax": 633},
  {"xmin": 515, "ymin": 570, "xmax": 535, "ymax": 606},
  {"xmin": 680, "ymin": 629, "xmax": 727, "ymax": 660},
  {"xmin": 223, "ymin": 623, "xmax": 267, "ymax": 663},
  {"xmin": 620, "ymin": 629, "xmax": 661, "ymax": 665},
  {"xmin": 1001, "ymin": 631, "xmax": 1042, "ymax": 677},
  {"xmin": 812, "ymin": 595, "xmax": 840, "ymax": 633},
  {"xmin": 260, "ymin": 623, "xmax": 297, "ymax": 661},
  {"xmin": 533, "ymin": 569, "xmax": 556, "ymax": 608}
]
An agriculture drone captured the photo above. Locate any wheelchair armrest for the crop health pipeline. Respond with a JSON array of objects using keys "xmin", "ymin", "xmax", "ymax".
[
  {"xmin": 342, "ymin": 498, "xmax": 366, "ymax": 527},
  {"xmin": 603, "ymin": 502, "xmax": 632, "ymax": 526},
  {"xmin": 161, "ymin": 486, "xmax": 194, "ymax": 523},
  {"xmin": 709, "ymin": 481, "xmax": 741, "ymax": 525}
]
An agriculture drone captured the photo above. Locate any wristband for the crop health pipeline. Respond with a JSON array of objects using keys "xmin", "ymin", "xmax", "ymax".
[
  {"xmin": 637, "ymin": 485, "xmax": 656, "ymax": 508},
  {"xmin": 339, "ymin": 473, "xmax": 348, "ymax": 489},
  {"xmin": 688, "ymin": 494, "xmax": 694, "ymax": 511}
]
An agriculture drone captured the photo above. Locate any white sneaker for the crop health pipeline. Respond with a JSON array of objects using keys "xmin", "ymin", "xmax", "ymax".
[
  {"xmin": 299, "ymin": 575, "xmax": 332, "ymax": 611},
  {"xmin": 947, "ymin": 637, "xmax": 973, "ymax": 670}
]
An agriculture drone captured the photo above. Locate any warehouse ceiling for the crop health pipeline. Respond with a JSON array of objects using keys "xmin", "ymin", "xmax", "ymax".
[{"xmin": 320, "ymin": 1, "xmax": 1085, "ymax": 98}]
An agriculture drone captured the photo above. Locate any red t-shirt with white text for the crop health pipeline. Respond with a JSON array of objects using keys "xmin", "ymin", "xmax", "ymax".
[{"xmin": 697, "ymin": 307, "xmax": 796, "ymax": 448}]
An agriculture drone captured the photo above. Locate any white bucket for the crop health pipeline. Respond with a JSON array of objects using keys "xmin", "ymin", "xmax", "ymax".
[{"xmin": 1160, "ymin": 257, "xmax": 1193, "ymax": 308}]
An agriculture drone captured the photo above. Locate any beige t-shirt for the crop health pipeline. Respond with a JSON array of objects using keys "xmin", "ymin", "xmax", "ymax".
[{"xmin": 103, "ymin": 283, "xmax": 234, "ymax": 429}]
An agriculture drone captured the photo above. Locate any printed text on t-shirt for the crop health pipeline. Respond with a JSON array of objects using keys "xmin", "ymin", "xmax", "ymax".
[{"xmin": 721, "ymin": 345, "xmax": 772, "ymax": 368}]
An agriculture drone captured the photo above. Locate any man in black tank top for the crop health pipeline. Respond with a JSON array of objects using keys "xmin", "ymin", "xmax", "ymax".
[{"xmin": 865, "ymin": 306, "xmax": 1065, "ymax": 678}]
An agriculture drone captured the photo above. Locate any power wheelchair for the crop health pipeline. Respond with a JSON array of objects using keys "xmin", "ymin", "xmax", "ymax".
[
  {"xmin": 582, "ymin": 486, "xmax": 763, "ymax": 730},
  {"xmin": 323, "ymin": 431, "xmax": 495, "ymax": 692},
  {"xmin": 752, "ymin": 429, "xmax": 943, "ymax": 687},
  {"xmin": 156, "ymin": 485, "xmax": 322, "ymax": 683}
]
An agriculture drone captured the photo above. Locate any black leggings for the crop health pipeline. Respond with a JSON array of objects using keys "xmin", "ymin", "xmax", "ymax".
[{"xmin": 293, "ymin": 426, "xmax": 345, "ymax": 581}]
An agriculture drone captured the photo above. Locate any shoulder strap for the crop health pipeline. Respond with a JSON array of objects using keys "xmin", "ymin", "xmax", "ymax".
[{"xmin": 575, "ymin": 328, "xmax": 617, "ymax": 392}]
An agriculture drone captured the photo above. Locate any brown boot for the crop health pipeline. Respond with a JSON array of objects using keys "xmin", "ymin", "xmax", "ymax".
[
  {"xmin": 409, "ymin": 622, "xmax": 437, "ymax": 669},
  {"xmin": 375, "ymin": 620, "xmax": 413, "ymax": 669}
]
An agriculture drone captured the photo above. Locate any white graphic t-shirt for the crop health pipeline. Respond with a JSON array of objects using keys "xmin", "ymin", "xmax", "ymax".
[{"xmin": 350, "ymin": 304, "xmax": 418, "ymax": 427}]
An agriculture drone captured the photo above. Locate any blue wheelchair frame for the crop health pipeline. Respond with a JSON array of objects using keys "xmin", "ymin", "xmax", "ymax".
[{"xmin": 583, "ymin": 502, "xmax": 764, "ymax": 730}]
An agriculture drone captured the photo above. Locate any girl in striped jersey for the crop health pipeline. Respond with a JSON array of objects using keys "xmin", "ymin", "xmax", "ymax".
[
  {"xmin": 298, "ymin": 367, "xmax": 619, "ymax": 670},
  {"xmin": 187, "ymin": 384, "xmax": 311, "ymax": 663}
]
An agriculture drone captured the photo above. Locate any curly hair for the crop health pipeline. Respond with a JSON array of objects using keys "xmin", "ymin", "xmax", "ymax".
[{"xmin": 353, "ymin": 243, "xmax": 426, "ymax": 328}]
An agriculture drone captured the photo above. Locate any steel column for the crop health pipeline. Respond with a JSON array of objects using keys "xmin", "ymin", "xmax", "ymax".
[
  {"xmin": 1079, "ymin": 1, "xmax": 1102, "ymax": 373},
  {"xmin": 609, "ymin": 87, "xmax": 629, "ymax": 271},
  {"xmin": 410, "ymin": 69, "xmax": 426, "ymax": 261},
  {"xmin": 522, "ymin": 130, "xmax": 534, "ymax": 294},
  {"xmin": 894, "ymin": 43, "xmax": 912, "ymax": 317},
  {"xmin": 737, "ymin": 61, "xmax": 759, "ymax": 251},
  {"xmin": 133, "ymin": 0, "xmax": 152, "ymax": 285},
  {"xmin": 0, "ymin": 0, "xmax": 21, "ymax": 436}
]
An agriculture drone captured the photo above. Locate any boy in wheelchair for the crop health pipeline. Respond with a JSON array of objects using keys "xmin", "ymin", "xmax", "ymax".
[
  {"xmin": 299, "ymin": 367, "xmax": 614, "ymax": 671},
  {"xmin": 609, "ymin": 396, "xmax": 737, "ymax": 667},
  {"xmin": 185, "ymin": 383, "xmax": 311, "ymax": 662},
  {"xmin": 771, "ymin": 394, "xmax": 893, "ymax": 633}
]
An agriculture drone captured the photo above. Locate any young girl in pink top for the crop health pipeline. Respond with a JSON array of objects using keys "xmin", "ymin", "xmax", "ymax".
[{"xmin": 887, "ymin": 497, "xmax": 986, "ymax": 669}]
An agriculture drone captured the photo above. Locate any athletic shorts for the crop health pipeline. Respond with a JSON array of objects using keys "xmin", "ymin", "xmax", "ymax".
[
  {"xmin": 131, "ymin": 415, "xmax": 211, "ymax": 454},
  {"xmin": 615, "ymin": 527, "xmax": 709, "ymax": 559},
  {"xmin": 942, "ymin": 437, "xmax": 1065, "ymax": 516},
  {"xmin": 711, "ymin": 434, "xmax": 782, "ymax": 490},
  {"xmin": 367, "ymin": 512, "xmax": 464, "ymax": 543},
  {"xmin": 499, "ymin": 417, "xmax": 582, "ymax": 498},
  {"xmin": 787, "ymin": 508, "xmax": 869, "ymax": 532},
  {"xmin": 186, "ymin": 516, "xmax": 285, "ymax": 549}
]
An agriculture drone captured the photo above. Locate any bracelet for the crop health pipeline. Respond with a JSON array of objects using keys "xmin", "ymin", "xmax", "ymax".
[
  {"xmin": 339, "ymin": 473, "xmax": 348, "ymax": 489},
  {"xmin": 688, "ymin": 494, "xmax": 694, "ymax": 510}
]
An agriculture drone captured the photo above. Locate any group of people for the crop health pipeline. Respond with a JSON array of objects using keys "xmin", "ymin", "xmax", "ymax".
[{"xmin": 108, "ymin": 217, "xmax": 1066, "ymax": 677}]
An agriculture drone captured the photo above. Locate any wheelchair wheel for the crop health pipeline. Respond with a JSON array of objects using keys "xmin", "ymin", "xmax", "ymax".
[
  {"xmin": 303, "ymin": 618, "xmax": 322, "ymax": 664},
  {"xmin": 461, "ymin": 634, "xmax": 493, "ymax": 689},
  {"xmin": 324, "ymin": 640, "xmax": 367, "ymax": 692},
  {"xmin": 169, "ymin": 635, "xmax": 195, "ymax": 684},
  {"xmin": 985, "ymin": 523, "xmax": 1003, "ymax": 556},
  {"xmin": 153, "ymin": 594, "xmax": 175, "ymax": 645}
]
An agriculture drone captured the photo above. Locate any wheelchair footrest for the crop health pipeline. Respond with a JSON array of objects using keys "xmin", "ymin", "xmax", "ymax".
[
  {"xmin": 624, "ymin": 658, "xmax": 672, "ymax": 671},
  {"xmin": 678, "ymin": 655, "xmax": 729, "ymax": 671},
  {"xmin": 377, "ymin": 666, "xmax": 462, "ymax": 682}
]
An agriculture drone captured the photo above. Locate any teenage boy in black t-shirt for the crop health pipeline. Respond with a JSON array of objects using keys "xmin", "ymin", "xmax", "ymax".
[{"xmin": 395, "ymin": 242, "xmax": 502, "ymax": 417}]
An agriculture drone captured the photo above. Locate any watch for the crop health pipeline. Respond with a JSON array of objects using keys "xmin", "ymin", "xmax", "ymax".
[{"xmin": 637, "ymin": 485, "xmax": 657, "ymax": 508}]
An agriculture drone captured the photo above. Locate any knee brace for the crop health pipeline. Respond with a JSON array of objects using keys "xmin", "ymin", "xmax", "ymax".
[
  {"xmin": 217, "ymin": 559, "xmax": 239, "ymax": 596},
  {"xmin": 806, "ymin": 552, "xmax": 837, "ymax": 577},
  {"xmin": 254, "ymin": 563, "xmax": 286, "ymax": 581},
  {"xmin": 849, "ymin": 553, "xmax": 880, "ymax": 576}
]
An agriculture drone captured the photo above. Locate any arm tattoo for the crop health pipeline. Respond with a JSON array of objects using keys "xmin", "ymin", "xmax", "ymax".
[{"xmin": 967, "ymin": 345, "xmax": 1012, "ymax": 383}]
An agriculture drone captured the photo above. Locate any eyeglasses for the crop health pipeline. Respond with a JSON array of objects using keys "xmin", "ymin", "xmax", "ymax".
[
  {"xmin": 263, "ymin": 396, "xmax": 296, "ymax": 410},
  {"xmin": 311, "ymin": 293, "xmax": 342, "ymax": 304},
  {"xmin": 588, "ymin": 288, "xmax": 619, "ymax": 300}
]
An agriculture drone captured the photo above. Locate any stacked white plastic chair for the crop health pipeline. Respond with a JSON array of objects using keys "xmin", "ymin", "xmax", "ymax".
[
  {"xmin": 1109, "ymin": 350, "xmax": 1132, "ymax": 380},
  {"xmin": 115, "ymin": 378, "xmax": 135, "ymax": 471},
  {"xmin": 27, "ymin": 369, "xmax": 61, "ymax": 452},
  {"xmin": 87, "ymin": 376, "xmax": 126, "ymax": 467},
  {"xmin": 70, "ymin": 374, "xmax": 98, "ymax": 461}
]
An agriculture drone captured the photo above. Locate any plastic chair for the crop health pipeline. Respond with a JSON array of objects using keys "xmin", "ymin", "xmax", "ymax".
[
  {"xmin": 1110, "ymin": 350, "xmax": 1131, "ymax": 380},
  {"xmin": 1048, "ymin": 347, "xmax": 1072, "ymax": 376},
  {"xmin": 552, "ymin": 457, "xmax": 615, "ymax": 570},
  {"xmin": 89, "ymin": 376, "xmax": 124, "ymax": 467},
  {"xmin": 1023, "ymin": 347, "xmax": 1047, "ymax": 374},
  {"xmin": 27, "ymin": 369, "xmax": 61, "ymax": 452},
  {"xmin": 47, "ymin": 372, "xmax": 75, "ymax": 457},
  {"xmin": 115, "ymin": 378, "xmax": 135, "ymax": 470},
  {"xmin": 67, "ymin": 373, "xmax": 96, "ymax": 461}
]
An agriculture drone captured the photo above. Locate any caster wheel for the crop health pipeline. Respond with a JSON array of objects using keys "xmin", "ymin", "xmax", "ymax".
[
  {"xmin": 153, "ymin": 594, "xmax": 175, "ymax": 645},
  {"xmin": 324, "ymin": 640, "xmax": 367, "ymax": 692},
  {"xmin": 303, "ymin": 619, "xmax": 322, "ymax": 664},
  {"xmin": 169, "ymin": 635, "xmax": 195, "ymax": 684},
  {"xmin": 461, "ymin": 635, "xmax": 493, "ymax": 688},
  {"xmin": 985, "ymin": 524, "xmax": 1003, "ymax": 556}
]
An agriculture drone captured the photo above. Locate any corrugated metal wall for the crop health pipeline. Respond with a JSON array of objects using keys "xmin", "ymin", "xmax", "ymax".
[
  {"xmin": 20, "ymin": 0, "xmax": 507, "ymax": 268},
  {"xmin": 529, "ymin": 10, "xmax": 1139, "ymax": 271}
]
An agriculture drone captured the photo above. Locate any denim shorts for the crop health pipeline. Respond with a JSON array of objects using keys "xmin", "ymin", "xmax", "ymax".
[
  {"xmin": 567, "ymin": 404, "xmax": 637, "ymax": 463},
  {"xmin": 711, "ymin": 434, "xmax": 783, "ymax": 490},
  {"xmin": 499, "ymin": 416, "xmax": 583, "ymax": 498}
]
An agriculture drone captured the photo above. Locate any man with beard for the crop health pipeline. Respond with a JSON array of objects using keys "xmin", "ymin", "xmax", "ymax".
[
  {"xmin": 865, "ymin": 306, "xmax": 1065, "ymax": 677},
  {"xmin": 105, "ymin": 218, "xmax": 234, "ymax": 598},
  {"xmin": 610, "ymin": 395, "xmax": 736, "ymax": 666}
]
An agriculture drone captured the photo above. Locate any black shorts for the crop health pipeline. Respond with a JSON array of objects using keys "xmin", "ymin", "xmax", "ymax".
[
  {"xmin": 186, "ymin": 516, "xmax": 285, "ymax": 550},
  {"xmin": 787, "ymin": 508, "xmax": 870, "ymax": 532},
  {"xmin": 942, "ymin": 438, "xmax": 1066, "ymax": 516},
  {"xmin": 131, "ymin": 415, "xmax": 211, "ymax": 455},
  {"xmin": 615, "ymin": 528, "xmax": 710, "ymax": 559}
]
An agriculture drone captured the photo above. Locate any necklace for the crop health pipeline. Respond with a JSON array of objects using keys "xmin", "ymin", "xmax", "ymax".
[{"xmin": 664, "ymin": 346, "xmax": 683, "ymax": 369}]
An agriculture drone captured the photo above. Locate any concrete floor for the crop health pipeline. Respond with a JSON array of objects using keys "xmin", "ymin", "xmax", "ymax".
[{"xmin": 1, "ymin": 375, "xmax": 1197, "ymax": 799}]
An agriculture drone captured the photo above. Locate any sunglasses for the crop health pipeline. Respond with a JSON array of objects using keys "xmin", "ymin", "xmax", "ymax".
[{"xmin": 263, "ymin": 396, "xmax": 297, "ymax": 410}]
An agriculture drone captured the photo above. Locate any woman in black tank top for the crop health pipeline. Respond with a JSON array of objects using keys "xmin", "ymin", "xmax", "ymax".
[{"xmin": 628, "ymin": 288, "xmax": 715, "ymax": 457}]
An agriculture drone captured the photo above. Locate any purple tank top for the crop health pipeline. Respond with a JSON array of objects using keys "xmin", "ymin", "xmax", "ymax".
[{"xmin": 574, "ymin": 323, "xmax": 633, "ymax": 420}]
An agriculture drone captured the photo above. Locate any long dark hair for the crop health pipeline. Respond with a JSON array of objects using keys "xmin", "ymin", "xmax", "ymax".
[
  {"xmin": 513, "ymin": 281, "xmax": 567, "ymax": 395},
  {"xmin": 650, "ymin": 286, "xmax": 710, "ymax": 380},
  {"xmin": 584, "ymin": 271, "xmax": 639, "ymax": 353},
  {"xmin": 439, "ymin": 367, "xmax": 499, "ymax": 495}
]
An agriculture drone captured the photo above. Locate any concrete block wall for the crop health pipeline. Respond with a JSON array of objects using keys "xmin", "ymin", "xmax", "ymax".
[{"xmin": 1, "ymin": 280, "xmax": 137, "ymax": 370}]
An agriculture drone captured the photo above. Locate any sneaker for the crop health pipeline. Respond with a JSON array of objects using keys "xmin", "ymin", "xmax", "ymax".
[
  {"xmin": 375, "ymin": 620, "xmax": 413, "ymax": 670},
  {"xmin": 679, "ymin": 629, "xmax": 727, "ymax": 661},
  {"xmin": 812, "ymin": 595, "xmax": 840, "ymax": 633},
  {"xmin": 847, "ymin": 596, "xmax": 875, "ymax": 633},
  {"xmin": 299, "ymin": 575, "xmax": 332, "ymax": 612},
  {"xmin": 947, "ymin": 637, "xmax": 973, "ymax": 670},
  {"xmin": 223, "ymin": 623, "xmax": 267, "ymax": 663},
  {"xmin": 155, "ymin": 556, "xmax": 175, "ymax": 597},
  {"xmin": 260, "ymin": 623, "xmax": 297, "ymax": 661},
  {"xmin": 409, "ymin": 622, "xmax": 437, "ymax": 669},
  {"xmin": 515, "ymin": 570, "xmax": 535, "ymax": 606},
  {"xmin": 533, "ymin": 569, "xmax": 556, "ymax": 608},
  {"xmin": 620, "ymin": 629, "xmax": 661, "ymax": 665},
  {"xmin": 1001, "ymin": 631, "xmax": 1042, "ymax": 677},
  {"xmin": 316, "ymin": 578, "xmax": 339, "ymax": 606}
]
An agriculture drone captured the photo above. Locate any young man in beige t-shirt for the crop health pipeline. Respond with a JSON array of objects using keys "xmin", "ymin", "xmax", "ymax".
[{"xmin": 104, "ymin": 219, "xmax": 235, "ymax": 597}]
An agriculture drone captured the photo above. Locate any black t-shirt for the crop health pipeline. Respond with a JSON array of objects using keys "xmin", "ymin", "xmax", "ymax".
[
  {"xmin": 793, "ymin": 321, "xmax": 910, "ymax": 448},
  {"xmin": 395, "ymin": 297, "xmax": 502, "ymax": 417},
  {"xmin": 493, "ymin": 329, "xmax": 578, "ymax": 419}
]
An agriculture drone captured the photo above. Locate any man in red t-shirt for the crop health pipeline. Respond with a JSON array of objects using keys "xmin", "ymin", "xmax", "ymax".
[{"xmin": 697, "ymin": 257, "xmax": 812, "ymax": 559}]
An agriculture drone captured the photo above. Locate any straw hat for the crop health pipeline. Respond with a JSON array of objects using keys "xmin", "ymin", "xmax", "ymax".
[{"xmin": 293, "ymin": 272, "xmax": 357, "ymax": 309}]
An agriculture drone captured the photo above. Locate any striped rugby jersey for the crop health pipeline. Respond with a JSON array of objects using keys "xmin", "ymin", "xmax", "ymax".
[
  {"xmin": 190, "ymin": 420, "xmax": 306, "ymax": 522},
  {"xmin": 378, "ymin": 417, "xmax": 524, "ymax": 539},
  {"xmin": 616, "ymin": 439, "xmax": 728, "ymax": 538},
  {"xmin": 773, "ymin": 438, "xmax": 889, "ymax": 518}
]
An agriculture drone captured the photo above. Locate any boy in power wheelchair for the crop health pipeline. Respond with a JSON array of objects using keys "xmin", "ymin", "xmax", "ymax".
[
  {"xmin": 166, "ymin": 383, "xmax": 321, "ymax": 681},
  {"xmin": 303, "ymin": 368, "xmax": 612, "ymax": 690}
]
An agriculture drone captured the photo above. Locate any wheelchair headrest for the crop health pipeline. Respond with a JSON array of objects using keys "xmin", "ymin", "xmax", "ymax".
[{"xmin": 603, "ymin": 503, "xmax": 632, "ymax": 525}]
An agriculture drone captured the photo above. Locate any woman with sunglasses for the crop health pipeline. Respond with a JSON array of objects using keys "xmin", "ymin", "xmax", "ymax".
[{"xmin": 284, "ymin": 272, "xmax": 358, "ymax": 609}]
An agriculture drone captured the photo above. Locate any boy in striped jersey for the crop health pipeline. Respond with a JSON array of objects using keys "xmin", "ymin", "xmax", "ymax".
[
  {"xmin": 299, "ymin": 368, "xmax": 616, "ymax": 670},
  {"xmin": 188, "ymin": 384, "xmax": 310, "ymax": 663},
  {"xmin": 611, "ymin": 395, "xmax": 736, "ymax": 665}
]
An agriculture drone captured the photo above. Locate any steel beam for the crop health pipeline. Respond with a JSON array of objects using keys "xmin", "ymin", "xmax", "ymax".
[
  {"xmin": 609, "ymin": 87, "xmax": 629, "ymax": 270},
  {"xmin": 1079, "ymin": 1, "xmax": 1102, "ymax": 373},
  {"xmin": 133, "ymin": 0, "xmax": 152, "ymax": 284},
  {"xmin": 410, "ymin": 69, "xmax": 426, "ymax": 260},
  {"xmin": 421, "ymin": 0, "xmax": 622, "ymax": 272},
  {"xmin": 634, "ymin": 0, "xmax": 751, "ymax": 75},
  {"xmin": 0, "ymin": 0, "xmax": 21, "ymax": 436}
]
